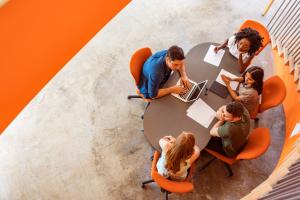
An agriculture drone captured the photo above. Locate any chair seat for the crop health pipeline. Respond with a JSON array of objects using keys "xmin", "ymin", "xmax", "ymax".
[
  {"xmin": 150, "ymin": 151, "xmax": 194, "ymax": 193},
  {"xmin": 205, "ymin": 127, "xmax": 271, "ymax": 165},
  {"xmin": 152, "ymin": 171, "xmax": 194, "ymax": 193},
  {"xmin": 205, "ymin": 148, "xmax": 237, "ymax": 165},
  {"xmin": 259, "ymin": 76, "xmax": 286, "ymax": 113}
]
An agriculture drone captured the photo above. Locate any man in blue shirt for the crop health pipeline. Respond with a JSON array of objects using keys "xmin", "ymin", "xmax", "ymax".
[{"xmin": 138, "ymin": 45, "xmax": 191, "ymax": 99}]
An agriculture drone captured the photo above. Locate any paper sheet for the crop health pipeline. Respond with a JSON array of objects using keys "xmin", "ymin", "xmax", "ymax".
[
  {"xmin": 216, "ymin": 69, "xmax": 239, "ymax": 90},
  {"xmin": 203, "ymin": 45, "xmax": 225, "ymax": 67},
  {"xmin": 186, "ymin": 98, "xmax": 216, "ymax": 128},
  {"xmin": 290, "ymin": 123, "xmax": 300, "ymax": 138}
]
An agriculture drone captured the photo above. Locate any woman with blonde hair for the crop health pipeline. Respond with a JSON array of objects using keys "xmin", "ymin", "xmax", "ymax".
[{"xmin": 156, "ymin": 132, "xmax": 200, "ymax": 181}]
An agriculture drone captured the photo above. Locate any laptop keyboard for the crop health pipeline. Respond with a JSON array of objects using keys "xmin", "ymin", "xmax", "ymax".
[{"xmin": 179, "ymin": 82, "xmax": 196, "ymax": 99}]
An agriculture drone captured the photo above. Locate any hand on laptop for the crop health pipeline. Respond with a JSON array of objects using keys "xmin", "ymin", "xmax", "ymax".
[
  {"xmin": 180, "ymin": 76, "xmax": 192, "ymax": 90},
  {"xmin": 171, "ymin": 85, "xmax": 188, "ymax": 95}
]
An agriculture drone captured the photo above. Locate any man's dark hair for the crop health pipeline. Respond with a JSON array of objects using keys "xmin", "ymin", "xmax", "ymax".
[
  {"xmin": 234, "ymin": 28, "xmax": 264, "ymax": 55},
  {"xmin": 226, "ymin": 101, "xmax": 244, "ymax": 118},
  {"xmin": 167, "ymin": 45, "xmax": 185, "ymax": 61}
]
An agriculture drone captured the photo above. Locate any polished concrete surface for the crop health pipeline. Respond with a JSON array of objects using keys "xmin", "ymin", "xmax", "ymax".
[{"xmin": 0, "ymin": 0, "xmax": 285, "ymax": 199}]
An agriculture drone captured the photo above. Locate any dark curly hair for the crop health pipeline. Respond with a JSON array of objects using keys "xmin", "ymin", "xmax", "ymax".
[
  {"xmin": 226, "ymin": 101, "xmax": 244, "ymax": 118},
  {"xmin": 234, "ymin": 28, "xmax": 264, "ymax": 55},
  {"xmin": 242, "ymin": 66, "xmax": 264, "ymax": 95}
]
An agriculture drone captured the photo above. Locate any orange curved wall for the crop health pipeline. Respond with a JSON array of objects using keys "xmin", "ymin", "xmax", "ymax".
[
  {"xmin": 0, "ymin": 0, "xmax": 130, "ymax": 134},
  {"xmin": 273, "ymin": 49, "xmax": 300, "ymax": 166}
]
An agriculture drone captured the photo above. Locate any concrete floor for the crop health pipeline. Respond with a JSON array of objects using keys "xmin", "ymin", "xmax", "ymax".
[{"xmin": 0, "ymin": 0, "xmax": 285, "ymax": 199}]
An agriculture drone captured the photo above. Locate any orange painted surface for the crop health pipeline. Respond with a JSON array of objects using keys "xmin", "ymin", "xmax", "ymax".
[
  {"xmin": 272, "ymin": 49, "xmax": 300, "ymax": 167},
  {"xmin": 0, "ymin": 0, "xmax": 130, "ymax": 133}
]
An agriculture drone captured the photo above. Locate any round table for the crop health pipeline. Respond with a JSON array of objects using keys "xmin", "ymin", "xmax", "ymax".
[{"xmin": 143, "ymin": 42, "xmax": 241, "ymax": 151}]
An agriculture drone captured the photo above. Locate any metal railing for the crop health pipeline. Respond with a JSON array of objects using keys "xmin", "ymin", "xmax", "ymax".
[{"xmin": 267, "ymin": 0, "xmax": 300, "ymax": 91}]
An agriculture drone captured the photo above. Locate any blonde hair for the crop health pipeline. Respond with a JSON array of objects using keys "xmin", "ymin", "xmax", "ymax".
[{"xmin": 165, "ymin": 132, "xmax": 195, "ymax": 173}]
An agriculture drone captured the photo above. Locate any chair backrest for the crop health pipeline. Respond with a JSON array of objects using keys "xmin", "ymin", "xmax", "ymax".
[
  {"xmin": 130, "ymin": 47, "xmax": 152, "ymax": 86},
  {"xmin": 151, "ymin": 151, "xmax": 194, "ymax": 193},
  {"xmin": 259, "ymin": 75, "xmax": 287, "ymax": 113},
  {"xmin": 239, "ymin": 19, "xmax": 270, "ymax": 55},
  {"xmin": 237, "ymin": 127, "xmax": 271, "ymax": 160}
]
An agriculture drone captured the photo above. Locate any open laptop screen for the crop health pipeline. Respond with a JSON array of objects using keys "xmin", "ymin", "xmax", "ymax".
[{"xmin": 188, "ymin": 81, "xmax": 206, "ymax": 101}]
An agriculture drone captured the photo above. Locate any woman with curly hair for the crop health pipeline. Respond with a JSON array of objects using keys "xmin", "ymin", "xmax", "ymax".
[
  {"xmin": 221, "ymin": 66, "xmax": 264, "ymax": 118},
  {"xmin": 156, "ymin": 132, "xmax": 200, "ymax": 181},
  {"xmin": 215, "ymin": 28, "xmax": 264, "ymax": 73}
]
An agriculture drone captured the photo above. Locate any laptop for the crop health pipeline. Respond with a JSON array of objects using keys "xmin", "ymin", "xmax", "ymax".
[{"xmin": 171, "ymin": 79, "xmax": 208, "ymax": 102}]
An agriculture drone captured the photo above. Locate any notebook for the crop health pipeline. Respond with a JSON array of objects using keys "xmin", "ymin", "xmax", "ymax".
[
  {"xmin": 216, "ymin": 69, "xmax": 239, "ymax": 90},
  {"xmin": 209, "ymin": 81, "xmax": 229, "ymax": 98},
  {"xmin": 186, "ymin": 98, "xmax": 216, "ymax": 128},
  {"xmin": 203, "ymin": 45, "xmax": 225, "ymax": 67}
]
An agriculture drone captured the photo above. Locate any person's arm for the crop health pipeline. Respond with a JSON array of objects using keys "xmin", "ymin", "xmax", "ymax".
[
  {"xmin": 214, "ymin": 39, "xmax": 229, "ymax": 53},
  {"xmin": 189, "ymin": 145, "xmax": 200, "ymax": 165},
  {"xmin": 216, "ymin": 105, "xmax": 226, "ymax": 120},
  {"xmin": 210, "ymin": 105, "xmax": 226, "ymax": 137},
  {"xmin": 210, "ymin": 120, "xmax": 225, "ymax": 137},
  {"xmin": 225, "ymin": 83, "xmax": 241, "ymax": 101},
  {"xmin": 221, "ymin": 74, "xmax": 244, "ymax": 83},
  {"xmin": 231, "ymin": 77, "xmax": 244, "ymax": 82},
  {"xmin": 148, "ymin": 74, "xmax": 187, "ymax": 99},
  {"xmin": 178, "ymin": 63, "xmax": 188, "ymax": 79},
  {"xmin": 178, "ymin": 63, "xmax": 192, "ymax": 89},
  {"xmin": 221, "ymin": 75, "xmax": 241, "ymax": 101},
  {"xmin": 238, "ymin": 53, "xmax": 255, "ymax": 73},
  {"xmin": 155, "ymin": 85, "xmax": 187, "ymax": 98}
]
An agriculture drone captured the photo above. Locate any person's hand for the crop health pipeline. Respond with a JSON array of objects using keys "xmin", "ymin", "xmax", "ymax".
[
  {"xmin": 216, "ymin": 109, "xmax": 224, "ymax": 121},
  {"xmin": 239, "ymin": 52, "xmax": 247, "ymax": 56},
  {"xmin": 163, "ymin": 136, "xmax": 176, "ymax": 143},
  {"xmin": 216, "ymin": 105, "xmax": 226, "ymax": 121},
  {"xmin": 221, "ymin": 74, "xmax": 230, "ymax": 85},
  {"xmin": 180, "ymin": 76, "xmax": 192, "ymax": 90},
  {"xmin": 214, "ymin": 46, "xmax": 221, "ymax": 53},
  {"xmin": 171, "ymin": 85, "xmax": 188, "ymax": 95}
]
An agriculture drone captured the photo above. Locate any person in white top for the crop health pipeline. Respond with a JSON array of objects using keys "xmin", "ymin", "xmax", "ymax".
[
  {"xmin": 156, "ymin": 132, "xmax": 200, "ymax": 181},
  {"xmin": 214, "ymin": 28, "xmax": 264, "ymax": 73}
]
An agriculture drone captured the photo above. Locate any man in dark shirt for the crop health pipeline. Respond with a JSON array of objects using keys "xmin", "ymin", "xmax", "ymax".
[
  {"xmin": 138, "ymin": 45, "xmax": 191, "ymax": 99},
  {"xmin": 207, "ymin": 101, "xmax": 250, "ymax": 157}
]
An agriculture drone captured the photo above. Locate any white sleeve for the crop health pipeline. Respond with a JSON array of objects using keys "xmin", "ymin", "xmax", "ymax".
[
  {"xmin": 159, "ymin": 138, "xmax": 172, "ymax": 152},
  {"xmin": 227, "ymin": 36, "xmax": 236, "ymax": 48}
]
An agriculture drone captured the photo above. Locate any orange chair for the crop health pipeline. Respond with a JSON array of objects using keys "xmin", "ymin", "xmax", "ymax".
[
  {"xmin": 239, "ymin": 19, "xmax": 270, "ymax": 55},
  {"xmin": 259, "ymin": 75, "xmax": 286, "ymax": 113},
  {"xmin": 250, "ymin": 75, "xmax": 287, "ymax": 120},
  {"xmin": 127, "ymin": 47, "xmax": 152, "ymax": 102},
  {"xmin": 142, "ymin": 151, "xmax": 195, "ymax": 200},
  {"xmin": 204, "ymin": 127, "xmax": 271, "ymax": 177}
]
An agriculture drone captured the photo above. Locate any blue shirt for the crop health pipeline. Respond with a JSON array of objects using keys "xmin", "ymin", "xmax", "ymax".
[{"xmin": 138, "ymin": 50, "xmax": 171, "ymax": 98}]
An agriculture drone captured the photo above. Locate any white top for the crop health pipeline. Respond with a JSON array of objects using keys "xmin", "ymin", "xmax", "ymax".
[
  {"xmin": 227, "ymin": 36, "xmax": 250, "ymax": 62},
  {"xmin": 156, "ymin": 141, "xmax": 191, "ymax": 181}
]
